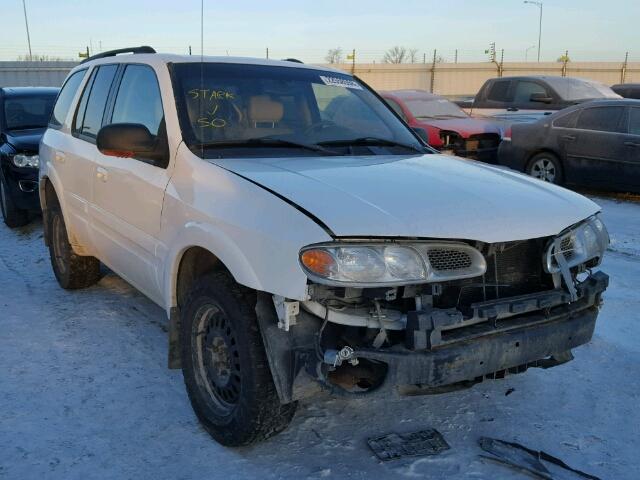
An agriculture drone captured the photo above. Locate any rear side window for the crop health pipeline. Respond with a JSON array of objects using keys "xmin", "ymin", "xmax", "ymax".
[
  {"xmin": 74, "ymin": 64, "xmax": 118, "ymax": 140},
  {"xmin": 110, "ymin": 65, "xmax": 164, "ymax": 135},
  {"xmin": 629, "ymin": 108, "xmax": 640, "ymax": 135},
  {"xmin": 576, "ymin": 106, "xmax": 625, "ymax": 133},
  {"xmin": 552, "ymin": 110, "xmax": 580, "ymax": 128},
  {"xmin": 487, "ymin": 80, "xmax": 511, "ymax": 102},
  {"xmin": 49, "ymin": 70, "xmax": 86, "ymax": 128}
]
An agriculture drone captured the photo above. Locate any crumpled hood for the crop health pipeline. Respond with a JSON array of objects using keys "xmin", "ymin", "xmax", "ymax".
[
  {"xmin": 211, "ymin": 154, "xmax": 600, "ymax": 243},
  {"xmin": 415, "ymin": 117, "xmax": 502, "ymax": 137}
]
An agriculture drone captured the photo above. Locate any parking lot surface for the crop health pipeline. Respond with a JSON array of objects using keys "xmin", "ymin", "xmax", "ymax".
[{"xmin": 1, "ymin": 196, "xmax": 639, "ymax": 480}]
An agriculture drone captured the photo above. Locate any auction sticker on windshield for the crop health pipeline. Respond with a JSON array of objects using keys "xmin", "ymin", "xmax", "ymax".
[{"xmin": 319, "ymin": 75, "xmax": 362, "ymax": 90}]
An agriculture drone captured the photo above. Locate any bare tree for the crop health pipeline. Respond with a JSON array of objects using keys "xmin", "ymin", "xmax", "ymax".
[
  {"xmin": 409, "ymin": 49, "xmax": 419, "ymax": 64},
  {"xmin": 383, "ymin": 46, "xmax": 408, "ymax": 64},
  {"xmin": 325, "ymin": 48, "xmax": 343, "ymax": 64}
]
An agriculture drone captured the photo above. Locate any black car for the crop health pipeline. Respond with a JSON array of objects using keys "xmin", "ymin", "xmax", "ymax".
[
  {"xmin": 0, "ymin": 87, "xmax": 59, "ymax": 227},
  {"xmin": 611, "ymin": 83, "xmax": 640, "ymax": 100},
  {"xmin": 498, "ymin": 99, "xmax": 640, "ymax": 193}
]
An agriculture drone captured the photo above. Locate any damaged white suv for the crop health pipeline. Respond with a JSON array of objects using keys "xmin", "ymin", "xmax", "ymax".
[{"xmin": 39, "ymin": 47, "xmax": 610, "ymax": 446}]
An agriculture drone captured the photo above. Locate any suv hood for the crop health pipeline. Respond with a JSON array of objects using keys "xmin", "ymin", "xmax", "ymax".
[{"xmin": 211, "ymin": 154, "xmax": 599, "ymax": 243}]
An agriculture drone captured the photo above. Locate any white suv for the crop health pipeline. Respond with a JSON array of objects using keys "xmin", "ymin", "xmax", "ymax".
[{"xmin": 40, "ymin": 47, "xmax": 610, "ymax": 446}]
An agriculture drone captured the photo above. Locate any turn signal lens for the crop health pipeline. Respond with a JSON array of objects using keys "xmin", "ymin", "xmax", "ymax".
[{"xmin": 301, "ymin": 249, "xmax": 337, "ymax": 277}]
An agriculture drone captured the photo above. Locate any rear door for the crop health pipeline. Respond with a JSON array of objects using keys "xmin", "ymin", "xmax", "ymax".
[
  {"xmin": 89, "ymin": 63, "xmax": 171, "ymax": 303},
  {"xmin": 564, "ymin": 105, "xmax": 627, "ymax": 188}
]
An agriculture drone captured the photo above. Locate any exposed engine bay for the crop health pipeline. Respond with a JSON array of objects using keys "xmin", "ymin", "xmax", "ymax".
[{"xmin": 259, "ymin": 217, "xmax": 609, "ymax": 403}]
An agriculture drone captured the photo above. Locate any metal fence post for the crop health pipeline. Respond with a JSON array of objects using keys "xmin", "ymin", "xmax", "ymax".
[
  {"xmin": 430, "ymin": 49, "xmax": 437, "ymax": 93},
  {"xmin": 621, "ymin": 51, "xmax": 629, "ymax": 84}
]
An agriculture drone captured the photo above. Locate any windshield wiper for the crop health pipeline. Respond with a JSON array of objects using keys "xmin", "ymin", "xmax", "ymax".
[
  {"xmin": 193, "ymin": 138, "xmax": 340, "ymax": 156},
  {"xmin": 318, "ymin": 137, "xmax": 424, "ymax": 153}
]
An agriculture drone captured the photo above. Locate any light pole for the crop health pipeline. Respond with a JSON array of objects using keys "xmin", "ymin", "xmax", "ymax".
[
  {"xmin": 524, "ymin": 1, "xmax": 543, "ymax": 62},
  {"xmin": 525, "ymin": 45, "xmax": 536, "ymax": 62},
  {"xmin": 22, "ymin": 0, "xmax": 33, "ymax": 60}
]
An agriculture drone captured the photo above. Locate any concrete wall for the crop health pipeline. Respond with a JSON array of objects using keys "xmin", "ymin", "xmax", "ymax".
[
  {"xmin": 325, "ymin": 62, "xmax": 640, "ymax": 96},
  {"xmin": 0, "ymin": 61, "xmax": 78, "ymax": 87}
]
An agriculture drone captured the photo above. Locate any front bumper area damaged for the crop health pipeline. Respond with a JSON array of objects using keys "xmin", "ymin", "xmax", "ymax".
[{"xmin": 257, "ymin": 272, "xmax": 608, "ymax": 403}]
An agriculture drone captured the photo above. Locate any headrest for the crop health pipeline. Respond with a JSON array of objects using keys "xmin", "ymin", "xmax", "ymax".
[{"xmin": 248, "ymin": 95, "xmax": 284, "ymax": 124}]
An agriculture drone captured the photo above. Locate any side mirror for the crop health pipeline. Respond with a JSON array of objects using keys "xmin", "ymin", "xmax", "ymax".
[
  {"xmin": 411, "ymin": 127, "xmax": 429, "ymax": 143},
  {"xmin": 530, "ymin": 93, "xmax": 553, "ymax": 104},
  {"xmin": 97, "ymin": 123, "xmax": 155, "ymax": 158}
]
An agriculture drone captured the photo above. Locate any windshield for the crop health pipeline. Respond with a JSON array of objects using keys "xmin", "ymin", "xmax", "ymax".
[
  {"xmin": 170, "ymin": 62, "xmax": 424, "ymax": 157},
  {"xmin": 545, "ymin": 77, "xmax": 621, "ymax": 101},
  {"xmin": 404, "ymin": 97, "xmax": 467, "ymax": 119},
  {"xmin": 3, "ymin": 94, "xmax": 57, "ymax": 130}
]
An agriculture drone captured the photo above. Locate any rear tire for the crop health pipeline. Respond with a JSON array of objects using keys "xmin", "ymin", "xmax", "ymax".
[
  {"xmin": 180, "ymin": 272, "xmax": 296, "ymax": 446},
  {"xmin": 0, "ymin": 177, "xmax": 29, "ymax": 228},
  {"xmin": 526, "ymin": 152, "xmax": 564, "ymax": 185},
  {"xmin": 48, "ymin": 205, "xmax": 101, "ymax": 289}
]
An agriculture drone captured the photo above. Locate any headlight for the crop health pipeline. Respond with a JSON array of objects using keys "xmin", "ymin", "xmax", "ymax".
[
  {"xmin": 545, "ymin": 215, "xmax": 609, "ymax": 273},
  {"xmin": 300, "ymin": 242, "xmax": 486, "ymax": 287},
  {"xmin": 12, "ymin": 154, "xmax": 39, "ymax": 168}
]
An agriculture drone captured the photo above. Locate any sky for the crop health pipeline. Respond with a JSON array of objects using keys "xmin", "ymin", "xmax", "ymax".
[{"xmin": 1, "ymin": 0, "xmax": 638, "ymax": 63}]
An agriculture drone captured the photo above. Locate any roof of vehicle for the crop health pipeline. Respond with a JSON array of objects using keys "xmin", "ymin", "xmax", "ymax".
[
  {"xmin": 379, "ymin": 89, "xmax": 443, "ymax": 101},
  {"xmin": 74, "ymin": 52, "xmax": 345, "ymax": 75},
  {"xmin": 0, "ymin": 86, "xmax": 59, "ymax": 96},
  {"xmin": 485, "ymin": 75, "xmax": 600, "ymax": 83},
  {"xmin": 612, "ymin": 83, "xmax": 640, "ymax": 88}
]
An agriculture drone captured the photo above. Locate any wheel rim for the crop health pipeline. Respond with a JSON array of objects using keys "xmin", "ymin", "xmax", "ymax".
[
  {"xmin": 530, "ymin": 158, "xmax": 557, "ymax": 183},
  {"xmin": 51, "ymin": 214, "xmax": 68, "ymax": 275},
  {"xmin": 193, "ymin": 304, "xmax": 241, "ymax": 415}
]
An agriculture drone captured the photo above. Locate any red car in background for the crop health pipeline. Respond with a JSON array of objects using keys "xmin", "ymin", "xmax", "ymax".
[{"xmin": 380, "ymin": 89, "xmax": 504, "ymax": 162}]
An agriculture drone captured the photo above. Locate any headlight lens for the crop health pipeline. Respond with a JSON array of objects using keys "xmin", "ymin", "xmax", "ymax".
[
  {"xmin": 300, "ymin": 242, "xmax": 486, "ymax": 287},
  {"xmin": 545, "ymin": 214, "xmax": 609, "ymax": 273},
  {"xmin": 12, "ymin": 154, "xmax": 39, "ymax": 168}
]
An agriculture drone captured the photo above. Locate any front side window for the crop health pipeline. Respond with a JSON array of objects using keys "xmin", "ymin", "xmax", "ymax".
[
  {"xmin": 50, "ymin": 69, "xmax": 86, "ymax": 128},
  {"xmin": 576, "ymin": 106, "xmax": 625, "ymax": 133},
  {"xmin": 404, "ymin": 97, "xmax": 467, "ymax": 119},
  {"xmin": 4, "ymin": 94, "xmax": 57, "ymax": 130},
  {"xmin": 74, "ymin": 64, "xmax": 118, "ymax": 139},
  {"xmin": 111, "ymin": 65, "xmax": 164, "ymax": 135},
  {"xmin": 513, "ymin": 81, "xmax": 548, "ymax": 103},
  {"xmin": 170, "ymin": 63, "xmax": 423, "ymax": 158}
]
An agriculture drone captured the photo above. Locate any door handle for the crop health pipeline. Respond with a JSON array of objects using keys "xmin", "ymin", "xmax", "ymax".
[
  {"xmin": 624, "ymin": 141, "xmax": 640, "ymax": 147},
  {"xmin": 54, "ymin": 151, "xmax": 66, "ymax": 163},
  {"xmin": 96, "ymin": 167, "xmax": 108, "ymax": 182},
  {"xmin": 506, "ymin": 107, "xmax": 519, "ymax": 112},
  {"xmin": 562, "ymin": 135, "xmax": 576, "ymax": 141}
]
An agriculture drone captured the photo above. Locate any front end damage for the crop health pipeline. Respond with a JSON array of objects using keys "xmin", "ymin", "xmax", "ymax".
[{"xmin": 257, "ymin": 217, "xmax": 609, "ymax": 404}]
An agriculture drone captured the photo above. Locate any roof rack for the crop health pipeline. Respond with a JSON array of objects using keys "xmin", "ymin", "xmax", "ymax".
[{"xmin": 80, "ymin": 46, "xmax": 156, "ymax": 64}]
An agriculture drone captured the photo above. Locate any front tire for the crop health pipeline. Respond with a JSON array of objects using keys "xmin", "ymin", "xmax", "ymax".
[
  {"xmin": 180, "ymin": 272, "xmax": 296, "ymax": 446},
  {"xmin": 0, "ymin": 177, "xmax": 29, "ymax": 228},
  {"xmin": 526, "ymin": 152, "xmax": 563, "ymax": 185},
  {"xmin": 48, "ymin": 205, "xmax": 101, "ymax": 289}
]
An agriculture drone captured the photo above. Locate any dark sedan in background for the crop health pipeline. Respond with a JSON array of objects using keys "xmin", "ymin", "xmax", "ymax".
[
  {"xmin": 498, "ymin": 99, "xmax": 640, "ymax": 193},
  {"xmin": 0, "ymin": 87, "xmax": 58, "ymax": 227},
  {"xmin": 612, "ymin": 83, "xmax": 640, "ymax": 100},
  {"xmin": 381, "ymin": 89, "xmax": 504, "ymax": 162}
]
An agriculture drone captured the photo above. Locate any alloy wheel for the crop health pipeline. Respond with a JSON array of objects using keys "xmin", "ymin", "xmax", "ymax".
[{"xmin": 530, "ymin": 158, "xmax": 557, "ymax": 183}]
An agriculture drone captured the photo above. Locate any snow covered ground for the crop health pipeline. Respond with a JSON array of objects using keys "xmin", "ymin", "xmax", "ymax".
[{"xmin": 1, "ymin": 195, "xmax": 638, "ymax": 480}]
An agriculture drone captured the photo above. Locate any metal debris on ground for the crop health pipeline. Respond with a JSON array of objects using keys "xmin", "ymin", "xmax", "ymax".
[
  {"xmin": 367, "ymin": 428, "xmax": 450, "ymax": 461},
  {"xmin": 479, "ymin": 437, "xmax": 602, "ymax": 480}
]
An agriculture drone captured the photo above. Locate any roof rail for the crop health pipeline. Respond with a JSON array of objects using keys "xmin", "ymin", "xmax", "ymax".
[{"xmin": 80, "ymin": 46, "xmax": 156, "ymax": 64}]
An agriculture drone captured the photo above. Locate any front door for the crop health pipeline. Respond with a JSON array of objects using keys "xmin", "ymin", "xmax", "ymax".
[{"xmin": 90, "ymin": 64, "xmax": 171, "ymax": 304}]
